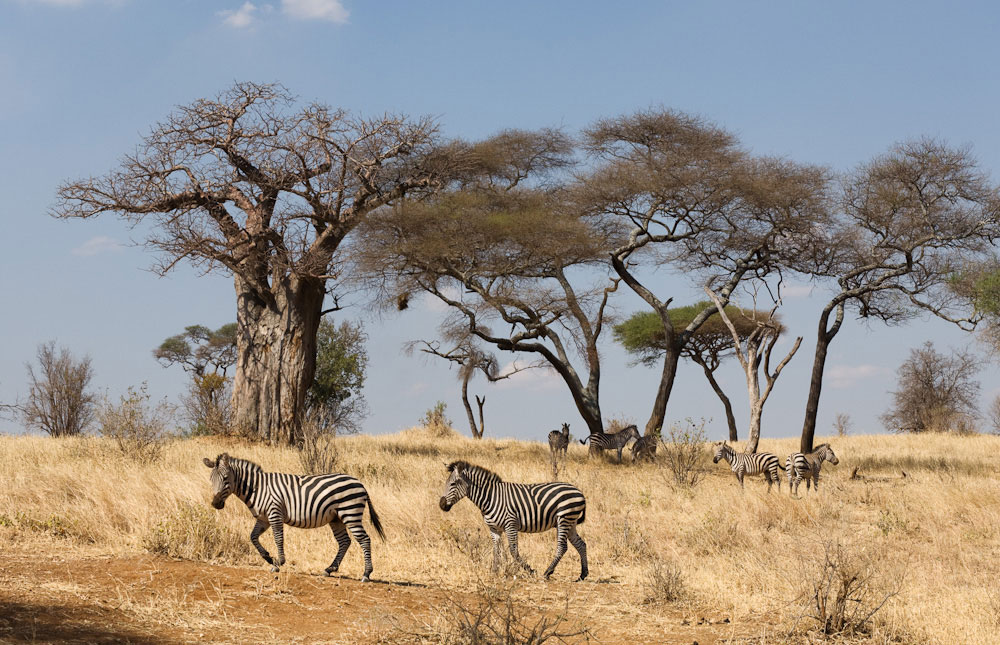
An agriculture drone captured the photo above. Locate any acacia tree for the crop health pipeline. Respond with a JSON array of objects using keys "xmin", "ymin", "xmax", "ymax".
[
  {"xmin": 154, "ymin": 324, "xmax": 238, "ymax": 376},
  {"xmin": 705, "ymin": 285, "xmax": 802, "ymax": 453},
  {"xmin": 881, "ymin": 341, "xmax": 980, "ymax": 433},
  {"xmin": 797, "ymin": 140, "xmax": 1000, "ymax": 452},
  {"xmin": 54, "ymin": 83, "xmax": 456, "ymax": 444},
  {"xmin": 579, "ymin": 110, "xmax": 831, "ymax": 436},
  {"xmin": 614, "ymin": 302, "xmax": 760, "ymax": 441}
]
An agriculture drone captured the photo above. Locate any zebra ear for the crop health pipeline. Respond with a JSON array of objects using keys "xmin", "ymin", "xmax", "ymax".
[
  {"xmin": 219, "ymin": 453, "xmax": 230, "ymax": 466},
  {"xmin": 202, "ymin": 457, "xmax": 216, "ymax": 468}
]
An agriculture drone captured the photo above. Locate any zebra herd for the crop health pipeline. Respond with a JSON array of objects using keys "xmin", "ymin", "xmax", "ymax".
[{"xmin": 201, "ymin": 434, "xmax": 839, "ymax": 582}]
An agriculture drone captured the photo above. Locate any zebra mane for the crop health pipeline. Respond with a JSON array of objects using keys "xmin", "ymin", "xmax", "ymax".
[
  {"xmin": 812, "ymin": 443, "xmax": 831, "ymax": 453},
  {"xmin": 219, "ymin": 455, "xmax": 263, "ymax": 474},
  {"xmin": 447, "ymin": 460, "xmax": 503, "ymax": 483}
]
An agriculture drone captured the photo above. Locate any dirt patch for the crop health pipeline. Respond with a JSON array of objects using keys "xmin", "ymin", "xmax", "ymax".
[{"xmin": 0, "ymin": 547, "xmax": 734, "ymax": 644}]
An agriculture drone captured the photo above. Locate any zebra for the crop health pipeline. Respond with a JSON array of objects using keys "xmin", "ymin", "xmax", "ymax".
[
  {"xmin": 712, "ymin": 441, "xmax": 783, "ymax": 492},
  {"xmin": 580, "ymin": 424, "xmax": 641, "ymax": 462},
  {"xmin": 548, "ymin": 423, "xmax": 570, "ymax": 461},
  {"xmin": 202, "ymin": 453, "xmax": 385, "ymax": 581},
  {"xmin": 438, "ymin": 460, "xmax": 588, "ymax": 581},
  {"xmin": 785, "ymin": 443, "xmax": 839, "ymax": 495},
  {"xmin": 631, "ymin": 434, "xmax": 659, "ymax": 463}
]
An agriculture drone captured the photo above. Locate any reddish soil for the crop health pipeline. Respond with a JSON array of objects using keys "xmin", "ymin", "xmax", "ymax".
[{"xmin": 0, "ymin": 548, "xmax": 736, "ymax": 644}]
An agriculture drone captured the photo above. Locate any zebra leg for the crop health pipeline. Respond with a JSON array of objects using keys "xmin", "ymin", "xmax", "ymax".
[
  {"xmin": 325, "ymin": 521, "xmax": 352, "ymax": 575},
  {"xmin": 814, "ymin": 472, "xmax": 820, "ymax": 493},
  {"xmin": 737, "ymin": 470, "xmax": 745, "ymax": 490},
  {"xmin": 268, "ymin": 511, "xmax": 286, "ymax": 572},
  {"xmin": 490, "ymin": 528, "xmax": 503, "ymax": 572},
  {"xmin": 505, "ymin": 526, "xmax": 533, "ymax": 575},
  {"xmin": 249, "ymin": 519, "xmax": 274, "ymax": 567},
  {"xmin": 616, "ymin": 446, "xmax": 624, "ymax": 463},
  {"xmin": 567, "ymin": 524, "xmax": 588, "ymax": 581},
  {"xmin": 543, "ymin": 521, "xmax": 570, "ymax": 580},
  {"xmin": 346, "ymin": 522, "xmax": 374, "ymax": 582}
]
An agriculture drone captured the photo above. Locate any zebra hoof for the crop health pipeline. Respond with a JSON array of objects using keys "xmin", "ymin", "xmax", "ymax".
[
  {"xmin": 361, "ymin": 575, "xmax": 371, "ymax": 583},
  {"xmin": 270, "ymin": 565, "xmax": 280, "ymax": 573}
]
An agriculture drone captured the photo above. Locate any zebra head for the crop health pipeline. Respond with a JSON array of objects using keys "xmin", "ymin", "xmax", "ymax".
[
  {"xmin": 439, "ymin": 461, "xmax": 471, "ymax": 512},
  {"xmin": 561, "ymin": 423, "xmax": 570, "ymax": 437},
  {"xmin": 818, "ymin": 444, "xmax": 839, "ymax": 465},
  {"xmin": 202, "ymin": 453, "xmax": 235, "ymax": 510},
  {"xmin": 712, "ymin": 441, "xmax": 730, "ymax": 464}
]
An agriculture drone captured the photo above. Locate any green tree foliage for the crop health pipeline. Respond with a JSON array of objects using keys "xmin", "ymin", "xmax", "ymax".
[
  {"xmin": 306, "ymin": 319, "xmax": 369, "ymax": 434},
  {"xmin": 153, "ymin": 324, "xmax": 237, "ymax": 376}
]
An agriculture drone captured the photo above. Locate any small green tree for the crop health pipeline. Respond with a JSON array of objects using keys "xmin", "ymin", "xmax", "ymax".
[
  {"xmin": 614, "ymin": 302, "xmax": 759, "ymax": 441},
  {"xmin": 155, "ymin": 324, "xmax": 237, "ymax": 435},
  {"xmin": 306, "ymin": 319, "xmax": 369, "ymax": 434}
]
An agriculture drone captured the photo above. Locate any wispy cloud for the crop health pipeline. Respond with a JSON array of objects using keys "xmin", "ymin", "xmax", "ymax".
[
  {"xmin": 781, "ymin": 283, "xmax": 814, "ymax": 298},
  {"xmin": 219, "ymin": 1, "xmax": 261, "ymax": 28},
  {"xmin": 494, "ymin": 360, "xmax": 561, "ymax": 391},
  {"xmin": 281, "ymin": 0, "xmax": 348, "ymax": 23},
  {"xmin": 828, "ymin": 364, "xmax": 890, "ymax": 389},
  {"xmin": 72, "ymin": 236, "xmax": 122, "ymax": 257}
]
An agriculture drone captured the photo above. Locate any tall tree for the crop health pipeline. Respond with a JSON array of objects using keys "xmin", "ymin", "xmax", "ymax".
[
  {"xmin": 613, "ymin": 302, "xmax": 760, "ymax": 441},
  {"xmin": 797, "ymin": 140, "xmax": 1000, "ymax": 453},
  {"xmin": 154, "ymin": 324, "xmax": 238, "ymax": 376},
  {"xmin": 579, "ymin": 110, "xmax": 831, "ymax": 436},
  {"xmin": 54, "ymin": 83, "xmax": 455, "ymax": 444}
]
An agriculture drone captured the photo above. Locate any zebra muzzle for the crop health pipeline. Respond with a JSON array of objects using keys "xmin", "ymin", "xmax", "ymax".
[
  {"xmin": 439, "ymin": 497, "xmax": 452, "ymax": 512},
  {"xmin": 211, "ymin": 496, "xmax": 226, "ymax": 510}
]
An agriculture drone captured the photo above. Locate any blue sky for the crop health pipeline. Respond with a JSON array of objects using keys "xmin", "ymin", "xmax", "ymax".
[{"xmin": 2, "ymin": 0, "xmax": 999, "ymax": 441}]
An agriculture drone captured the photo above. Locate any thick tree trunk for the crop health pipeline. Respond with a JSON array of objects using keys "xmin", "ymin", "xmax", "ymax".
[
  {"xmin": 698, "ymin": 361, "xmax": 738, "ymax": 441},
  {"xmin": 800, "ymin": 302, "xmax": 843, "ymax": 454},
  {"xmin": 746, "ymin": 403, "xmax": 763, "ymax": 454},
  {"xmin": 644, "ymin": 347, "xmax": 681, "ymax": 437},
  {"xmin": 230, "ymin": 276, "xmax": 324, "ymax": 445}
]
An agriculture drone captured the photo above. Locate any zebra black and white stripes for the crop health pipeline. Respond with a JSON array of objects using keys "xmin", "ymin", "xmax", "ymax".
[
  {"xmin": 712, "ymin": 441, "xmax": 783, "ymax": 492},
  {"xmin": 439, "ymin": 461, "xmax": 588, "ymax": 580},
  {"xmin": 580, "ymin": 424, "xmax": 641, "ymax": 462},
  {"xmin": 202, "ymin": 453, "xmax": 385, "ymax": 581},
  {"xmin": 785, "ymin": 443, "xmax": 839, "ymax": 495},
  {"xmin": 548, "ymin": 423, "xmax": 571, "ymax": 461}
]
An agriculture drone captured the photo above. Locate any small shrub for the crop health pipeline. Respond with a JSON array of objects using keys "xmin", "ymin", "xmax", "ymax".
[
  {"xmin": 660, "ymin": 418, "xmax": 708, "ymax": 488},
  {"xmin": 98, "ymin": 383, "xmax": 172, "ymax": 463},
  {"xmin": 798, "ymin": 539, "xmax": 902, "ymax": 637},
  {"xmin": 643, "ymin": 558, "xmax": 686, "ymax": 604},
  {"xmin": 420, "ymin": 401, "xmax": 456, "ymax": 438},
  {"xmin": 833, "ymin": 412, "xmax": 852, "ymax": 437},
  {"xmin": 143, "ymin": 502, "xmax": 252, "ymax": 562},
  {"xmin": 297, "ymin": 414, "xmax": 339, "ymax": 475},
  {"xmin": 181, "ymin": 372, "xmax": 231, "ymax": 436}
]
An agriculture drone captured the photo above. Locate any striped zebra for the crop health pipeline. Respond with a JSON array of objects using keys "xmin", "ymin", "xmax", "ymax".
[
  {"xmin": 712, "ymin": 441, "xmax": 783, "ymax": 492},
  {"xmin": 439, "ymin": 461, "xmax": 588, "ymax": 581},
  {"xmin": 548, "ymin": 423, "xmax": 570, "ymax": 460},
  {"xmin": 580, "ymin": 424, "xmax": 641, "ymax": 462},
  {"xmin": 631, "ymin": 434, "xmax": 659, "ymax": 463},
  {"xmin": 785, "ymin": 443, "xmax": 839, "ymax": 495},
  {"xmin": 202, "ymin": 453, "xmax": 385, "ymax": 581}
]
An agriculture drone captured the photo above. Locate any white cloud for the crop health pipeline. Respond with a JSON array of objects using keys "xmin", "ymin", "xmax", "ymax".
[
  {"xmin": 494, "ymin": 360, "xmax": 562, "ymax": 391},
  {"xmin": 72, "ymin": 236, "xmax": 122, "ymax": 257},
  {"xmin": 281, "ymin": 0, "xmax": 348, "ymax": 23},
  {"xmin": 781, "ymin": 283, "xmax": 814, "ymax": 298},
  {"xmin": 219, "ymin": 1, "xmax": 259, "ymax": 28},
  {"xmin": 828, "ymin": 364, "xmax": 890, "ymax": 389}
]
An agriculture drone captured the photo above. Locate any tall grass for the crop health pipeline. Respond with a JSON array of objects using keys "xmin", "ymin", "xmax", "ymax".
[{"xmin": 2, "ymin": 429, "xmax": 999, "ymax": 643}]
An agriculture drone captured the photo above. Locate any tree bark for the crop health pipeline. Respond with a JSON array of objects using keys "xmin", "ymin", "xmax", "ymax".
[
  {"xmin": 230, "ymin": 276, "xmax": 324, "ymax": 445},
  {"xmin": 460, "ymin": 370, "xmax": 479, "ymax": 439},
  {"xmin": 475, "ymin": 395, "xmax": 486, "ymax": 439},
  {"xmin": 800, "ymin": 301, "xmax": 845, "ymax": 453},
  {"xmin": 694, "ymin": 357, "xmax": 738, "ymax": 441}
]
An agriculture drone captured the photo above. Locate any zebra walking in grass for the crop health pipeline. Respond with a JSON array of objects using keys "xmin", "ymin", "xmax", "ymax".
[
  {"xmin": 786, "ymin": 443, "xmax": 839, "ymax": 495},
  {"xmin": 548, "ymin": 423, "xmax": 571, "ymax": 461},
  {"xmin": 631, "ymin": 434, "xmax": 659, "ymax": 463},
  {"xmin": 580, "ymin": 424, "xmax": 641, "ymax": 462},
  {"xmin": 202, "ymin": 453, "xmax": 385, "ymax": 581},
  {"xmin": 712, "ymin": 441, "xmax": 783, "ymax": 492},
  {"xmin": 439, "ymin": 461, "xmax": 588, "ymax": 580}
]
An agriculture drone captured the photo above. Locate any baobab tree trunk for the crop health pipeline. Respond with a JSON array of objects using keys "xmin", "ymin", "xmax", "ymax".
[{"xmin": 230, "ymin": 276, "xmax": 324, "ymax": 445}]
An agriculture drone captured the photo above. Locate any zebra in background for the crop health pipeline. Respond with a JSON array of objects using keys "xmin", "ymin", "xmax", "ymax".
[
  {"xmin": 631, "ymin": 434, "xmax": 659, "ymax": 463},
  {"xmin": 712, "ymin": 441, "xmax": 783, "ymax": 492},
  {"xmin": 202, "ymin": 453, "xmax": 385, "ymax": 581},
  {"xmin": 580, "ymin": 424, "xmax": 641, "ymax": 462},
  {"xmin": 439, "ymin": 461, "xmax": 588, "ymax": 580},
  {"xmin": 786, "ymin": 443, "xmax": 840, "ymax": 495},
  {"xmin": 548, "ymin": 423, "xmax": 571, "ymax": 461}
]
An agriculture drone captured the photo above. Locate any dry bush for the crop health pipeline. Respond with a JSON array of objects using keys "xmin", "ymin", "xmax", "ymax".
[
  {"xmin": 98, "ymin": 384, "xmax": 173, "ymax": 463},
  {"xmin": 660, "ymin": 418, "xmax": 708, "ymax": 487},
  {"xmin": 142, "ymin": 501, "xmax": 254, "ymax": 562},
  {"xmin": 296, "ymin": 414, "xmax": 340, "ymax": 475},
  {"xmin": 643, "ymin": 557, "xmax": 686, "ymax": 604},
  {"xmin": 420, "ymin": 401, "xmax": 457, "ymax": 438},
  {"xmin": 833, "ymin": 412, "xmax": 852, "ymax": 437},
  {"xmin": 396, "ymin": 578, "xmax": 592, "ymax": 644},
  {"xmin": 21, "ymin": 341, "xmax": 97, "ymax": 437},
  {"xmin": 797, "ymin": 539, "xmax": 902, "ymax": 638},
  {"xmin": 180, "ymin": 373, "xmax": 231, "ymax": 436}
]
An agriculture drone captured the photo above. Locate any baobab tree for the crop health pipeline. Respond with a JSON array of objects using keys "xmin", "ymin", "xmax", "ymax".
[
  {"xmin": 797, "ymin": 139, "xmax": 1000, "ymax": 453},
  {"xmin": 53, "ymin": 83, "xmax": 458, "ymax": 444}
]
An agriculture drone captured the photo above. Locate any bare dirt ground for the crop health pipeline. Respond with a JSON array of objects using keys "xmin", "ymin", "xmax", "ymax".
[{"xmin": 0, "ymin": 546, "xmax": 737, "ymax": 644}]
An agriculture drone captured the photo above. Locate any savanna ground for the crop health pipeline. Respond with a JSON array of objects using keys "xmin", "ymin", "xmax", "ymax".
[{"xmin": 1, "ymin": 428, "xmax": 998, "ymax": 644}]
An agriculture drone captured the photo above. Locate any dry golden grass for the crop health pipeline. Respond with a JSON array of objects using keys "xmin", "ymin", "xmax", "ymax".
[{"xmin": 2, "ymin": 429, "xmax": 999, "ymax": 643}]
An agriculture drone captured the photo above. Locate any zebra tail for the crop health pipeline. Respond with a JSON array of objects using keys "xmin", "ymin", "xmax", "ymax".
[
  {"xmin": 579, "ymin": 435, "xmax": 591, "ymax": 445},
  {"xmin": 367, "ymin": 497, "xmax": 386, "ymax": 542}
]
